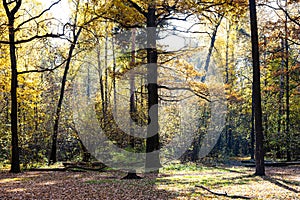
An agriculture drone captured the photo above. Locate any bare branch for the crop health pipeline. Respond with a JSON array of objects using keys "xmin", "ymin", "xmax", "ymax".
[
  {"xmin": 159, "ymin": 94, "xmax": 195, "ymax": 102},
  {"xmin": 196, "ymin": 185, "xmax": 252, "ymax": 199},
  {"xmin": 0, "ymin": 33, "xmax": 63, "ymax": 44},
  {"xmin": 11, "ymin": 0, "xmax": 22, "ymax": 16},
  {"xmin": 158, "ymin": 85, "xmax": 210, "ymax": 102},
  {"xmin": 158, "ymin": 13, "xmax": 194, "ymax": 25},
  {"xmin": 17, "ymin": 59, "xmax": 67, "ymax": 75},
  {"xmin": 287, "ymin": 38, "xmax": 300, "ymax": 46},
  {"xmin": 16, "ymin": 0, "xmax": 61, "ymax": 31},
  {"xmin": 2, "ymin": 0, "xmax": 22, "ymax": 16},
  {"xmin": 258, "ymin": 3, "xmax": 300, "ymax": 27}
]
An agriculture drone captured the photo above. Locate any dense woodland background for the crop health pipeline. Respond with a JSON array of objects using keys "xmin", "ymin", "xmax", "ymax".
[{"xmin": 0, "ymin": 0, "xmax": 299, "ymax": 174}]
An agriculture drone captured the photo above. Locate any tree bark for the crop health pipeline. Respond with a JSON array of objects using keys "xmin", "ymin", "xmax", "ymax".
[
  {"xmin": 3, "ymin": 0, "xmax": 22, "ymax": 173},
  {"xmin": 145, "ymin": 2, "xmax": 161, "ymax": 172},
  {"xmin": 249, "ymin": 0, "xmax": 265, "ymax": 176}
]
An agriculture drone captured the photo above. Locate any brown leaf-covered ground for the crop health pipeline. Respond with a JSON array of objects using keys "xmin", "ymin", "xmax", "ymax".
[{"xmin": 0, "ymin": 164, "xmax": 299, "ymax": 199}]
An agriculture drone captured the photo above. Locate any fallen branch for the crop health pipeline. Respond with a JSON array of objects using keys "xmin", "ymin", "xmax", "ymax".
[
  {"xmin": 28, "ymin": 166, "xmax": 106, "ymax": 172},
  {"xmin": 65, "ymin": 165, "xmax": 107, "ymax": 172},
  {"xmin": 195, "ymin": 185, "xmax": 252, "ymax": 199},
  {"xmin": 27, "ymin": 168, "xmax": 67, "ymax": 172},
  {"xmin": 242, "ymin": 161, "xmax": 300, "ymax": 167}
]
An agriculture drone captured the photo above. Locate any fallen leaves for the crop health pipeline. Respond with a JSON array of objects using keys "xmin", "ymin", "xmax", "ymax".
[{"xmin": 0, "ymin": 165, "xmax": 299, "ymax": 199}]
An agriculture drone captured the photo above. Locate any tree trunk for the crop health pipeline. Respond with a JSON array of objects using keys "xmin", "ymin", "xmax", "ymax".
[
  {"xmin": 262, "ymin": 35, "xmax": 268, "ymax": 159},
  {"xmin": 276, "ymin": 38, "xmax": 285, "ymax": 159},
  {"xmin": 284, "ymin": 0, "xmax": 291, "ymax": 161},
  {"xmin": 112, "ymin": 34, "xmax": 117, "ymax": 116},
  {"xmin": 201, "ymin": 15, "xmax": 223, "ymax": 82},
  {"xmin": 104, "ymin": 24, "xmax": 109, "ymax": 113},
  {"xmin": 250, "ymin": 95, "xmax": 255, "ymax": 160},
  {"xmin": 129, "ymin": 29, "xmax": 136, "ymax": 149},
  {"xmin": 97, "ymin": 41, "xmax": 106, "ymax": 116},
  {"xmin": 9, "ymin": 20, "xmax": 21, "ymax": 173},
  {"xmin": 49, "ymin": 27, "xmax": 82, "ymax": 165},
  {"xmin": 249, "ymin": 0, "xmax": 265, "ymax": 176},
  {"xmin": 145, "ymin": 3, "xmax": 161, "ymax": 172},
  {"xmin": 123, "ymin": 29, "xmax": 140, "ymax": 179},
  {"xmin": 3, "ymin": 0, "xmax": 22, "ymax": 173}
]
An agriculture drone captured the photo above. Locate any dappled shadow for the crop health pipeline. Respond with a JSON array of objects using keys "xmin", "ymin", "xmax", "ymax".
[
  {"xmin": 275, "ymin": 177, "xmax": 300, "ymax": 187},
  {"xmin": 213, "ymin": 166, "xmax": 252, "ymax": 174},
  {"xmin": 262, "ymin": 176, "xmax": 299, "ymax": 193},
  {"xmin": 156, "ymin": 172, "xmax": 255, "ymax": 189},
  {"xmin": 222, "ymin": 173, "xmax": 256, "ymax": 181},
  {"xmin": 0, "ymin": 170, "xmax": 178, "ymax": 199}
]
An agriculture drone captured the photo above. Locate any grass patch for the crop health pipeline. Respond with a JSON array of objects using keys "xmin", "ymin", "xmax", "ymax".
[
  {"xmin": 156, "ymin": 164, "xmax": 263, "ymax": 199},
  {"xmin": 162, "ymin": 162, "xmax": 205, "ymax": 172},
  {"xmin": 0, "ymin": 162, "xmax": 10, "ymax": 172}
]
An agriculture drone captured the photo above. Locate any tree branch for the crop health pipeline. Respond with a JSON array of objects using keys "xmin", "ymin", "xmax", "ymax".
[
  {"xmin": 0, "ymin": 33, "xmax": 64, "ymax": 44},
  {"xmin": 17, "ymin": 58, "xmax": 67, "ymax": 75},
  {"xmin": 11, "ymin": 0, "xmax": 22, "ymax": 16},
  {"xmin": 158, "ymin": 13, "xmax": 194, "ymax": 25},
  {"xmin": 2, "ymin": 0, "xmax": 10, "ymax": 16},
  {"xmin": 158, "ymin": 85, "xmax": 210, "ymax": 102},
  {"xmin": 126, "ymin": 0, "xmax": 147, "ymax": 17},
  {"xmin": 258, "ymin": 3, "xmax": 300, "ymax": 27},
  {"xmin": 16, "ymin": 0, "xmax": 61, "ymax": 31},
  {"xmin": 195, "ymin": 185, "xmax": 252, "ymax": 199},
  {"xmin": 159, "ymin": 94, "xmax": 195, "ymax": 102}
]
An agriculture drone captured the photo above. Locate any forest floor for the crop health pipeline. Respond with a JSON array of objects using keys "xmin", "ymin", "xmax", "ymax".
[{"xmin": 0, "ymin": 163, "xmax": 299, "ymax": 199}]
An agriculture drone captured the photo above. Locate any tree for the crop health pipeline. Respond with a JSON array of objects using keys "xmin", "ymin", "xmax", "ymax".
[
  {"xmin": 48, "ymin": 0, "xmax": 83, "ymax": 165},
  {"xmin": 1, "ymin": 0, "xmax": 65, "ymax": 172},
  {"xmin": 2, "ymin": 0, "xmax": 22, "ymax": 173},
  {"xmin": 105, "ymin": 0, "xmax": 250, "ymax": 170},
  {"xmin": 49, "ymin": 0, "xmax": 104, "ymax": 164},
  {"xmin": 256, "ymin": 0, "xmax": 299, "ymax": 161},
  {"xmin": 249, "ymin": 0, "xmax": 265, "ymax": 176}
]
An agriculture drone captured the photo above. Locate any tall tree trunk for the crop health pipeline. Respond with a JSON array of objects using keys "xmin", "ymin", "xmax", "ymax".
[
  {"xmin": 284, "ymin": 0, "xmax": 291, "ymax": 161},
  {"xmin": 250, "ymin": 95, "xmax": 255, "ymax": 160},
  {"xmin": 201, "ymin": 15, "xmax": 223, "ymax": 82},
  {"xmin": 112, "ymin": 35, "xmax": 117, "ymax": 116},
  {"xmin": 225, "ymin": 20, "xmax": 230, "ymax": 155},
  {"xmin": 276, "ymin": 39, "xmax": 285, "ymax": 159},
  {"xmin": 145, "ymin": 2, "xmax": 161, "ymax": 172},
  {"xmin": 129, "ymin": 29, "xmax": 136, "ymax": 149},
  {"xmin": 104, "ymin": 24, "xmax": 109, "ymax": 113},
  {"xmin": 87, "ymin": 63, "xmax": 91, "ymax": 99},
  {"xmin": 224, "ymin": 21, "xmax": 235, "ymax": 156},
  {"xmin": 262, "ymin": 35, "xmax": 268, "ymax": 159},
  {"xmin": 49, "ymin": 27, "xmax": 82, "ymax": 165},
  {"xmin": 249, "ymin": 0, "xmax": 265, "ymax": 176},
  {"xmin": 123, "ymin": 29, "xmax": 142, "ymax": 179},
  {"xmin": 225, "ymin": 21, "xmax": 231, "ymax": 84},
  {"xmin": 3, "ymin": 0, "xmax": 22, "ymax": 173},
  {"xmin": 96, "ymin": 41, "xmax": 106, "ymax": 116}
]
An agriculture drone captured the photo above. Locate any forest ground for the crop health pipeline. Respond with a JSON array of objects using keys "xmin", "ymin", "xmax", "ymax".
[{"xmin": 0, "ymin": 162, "xmax": 299, "ymax": 199}]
